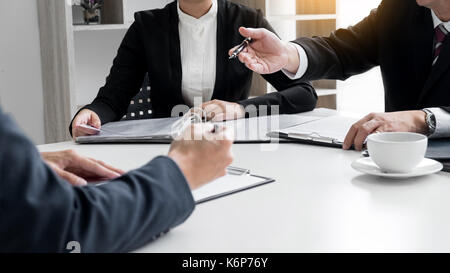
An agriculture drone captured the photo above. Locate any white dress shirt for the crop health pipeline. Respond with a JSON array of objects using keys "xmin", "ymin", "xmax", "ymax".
[
  {"xmin": 177, "ymin": 0, "xmax": 217, "ymax": 107},
  {"xmin": 283, "ymin": 9, "xmax": 450, "ymax": 137}
]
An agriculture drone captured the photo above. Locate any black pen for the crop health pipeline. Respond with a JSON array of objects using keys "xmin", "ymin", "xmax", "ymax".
[{"xmin": 229, "ymin": 37, "xmax": 252, "ymax": 59}]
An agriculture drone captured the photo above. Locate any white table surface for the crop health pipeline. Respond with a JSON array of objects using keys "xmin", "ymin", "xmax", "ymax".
[{"xmin": 37, "ymin": 110, "xmax": 450, "ymax": 253}]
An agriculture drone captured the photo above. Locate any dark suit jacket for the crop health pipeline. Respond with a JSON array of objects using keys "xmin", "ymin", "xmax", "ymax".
[
  {"xmin": 0, "ymin": 108, "xmax": 195, "ymax": 253},
  {"xmin": 70, "ymin": 0, "xmax": 317, "ymax": 134},
  {"xmin": 294, "ymin": 0, "xmax": 450, "ymax": 113}
]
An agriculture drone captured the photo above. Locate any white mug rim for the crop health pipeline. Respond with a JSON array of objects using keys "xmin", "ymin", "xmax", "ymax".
[{"xmin": 367, "ymin": 132, "xmax": 427, "ymax": 144}]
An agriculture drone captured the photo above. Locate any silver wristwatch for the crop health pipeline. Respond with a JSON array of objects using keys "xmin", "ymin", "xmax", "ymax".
[{"xmin": 422, "ymin": 109, "xmax": 436, "ymax": 136}]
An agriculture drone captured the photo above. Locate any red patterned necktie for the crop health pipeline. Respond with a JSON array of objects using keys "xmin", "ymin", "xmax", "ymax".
[{"xmin": 432, "ymin": 24, "xmax": 449, "ymax": 66}]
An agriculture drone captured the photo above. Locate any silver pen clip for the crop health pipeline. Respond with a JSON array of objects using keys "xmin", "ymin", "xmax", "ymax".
[
  {"xmin": 288, "ymin": 132, "xmax": 338, "ymax": 144},
  {"xmin": 227, "ymin": 166, "xmax": 250, "ymax": 176}
]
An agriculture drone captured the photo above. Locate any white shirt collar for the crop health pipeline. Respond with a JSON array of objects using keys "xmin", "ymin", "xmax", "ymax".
[
  {"xmin": 177, "ymin": 0, "xmax": 218, "ymax": 26},
  {"xmin": 431, "ymin": 10, "xmax": 450, "ymax": 33}
]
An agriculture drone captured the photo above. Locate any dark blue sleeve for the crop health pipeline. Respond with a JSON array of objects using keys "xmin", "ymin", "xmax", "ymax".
[{"xmin": 0, "ymin": 111, "xmax": 195, "ymax": 253}]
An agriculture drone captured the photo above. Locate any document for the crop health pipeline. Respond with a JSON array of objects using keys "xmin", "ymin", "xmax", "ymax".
[
  {"xmin": 76, "ymin": 114, "xmax": 320, "ymax": 144},
  {"xmin": 216, "ymin": 114, "xmax": 321, "ymax": 142},
  {"xmin": 76, "ymin": 117, "xmax": 179, "ymax": 143}
]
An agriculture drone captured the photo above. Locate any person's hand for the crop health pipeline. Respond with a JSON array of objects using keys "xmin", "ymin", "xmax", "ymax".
[
  {"xmin": 200, "ymin": 100, "xmax": 245, "ymax": 122},
  {"xmin": 168, "ymin": 124, "xmax": 234, "ymax": 190},
  {"xmin": 41, "ymin": 150, "xmax": 125, "ymax": 186},
  {"xmin": 71, "ymin": 109, "xmax": 102, "ymax": 139},
  {"xmin": 228, "ymin": 27, "xmax": 300, "ymax": 75},
  {"xmin": 343, "ymin": 111, "xmax": 428, "ymax": 151}
]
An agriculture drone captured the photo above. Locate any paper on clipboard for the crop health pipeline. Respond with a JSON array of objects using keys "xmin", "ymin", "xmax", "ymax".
[
  {"xmin": 192, "ymin": 167, "xmax": 275, "ymax": 204},
  {"xmin": 93, "ymin": 166, "xmax": 275, "ymax": 204},
  {"xmin": 274, "ymin": 115, "xmax": 359, "ymax": 145}
]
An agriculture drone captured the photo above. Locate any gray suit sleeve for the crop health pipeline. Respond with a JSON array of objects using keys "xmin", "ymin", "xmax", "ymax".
[{"xmin": 0, "ymin": 111, "xmax": 195, "ymax": 253}]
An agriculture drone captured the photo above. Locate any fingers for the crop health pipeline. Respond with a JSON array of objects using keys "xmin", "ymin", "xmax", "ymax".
[
  {"xmin": 211, "ymin": 126, "xmax": 235, "ymax": 143},
  {"xmin": 238, "ymin": 27, "xmax": 266, "ymax": 40},
  {"xmin": 201, "ymin": 100, "xmax": 244, "ymax": 122},
  {"xmin": 236, "ymin": 49, "xmax": 268, "ymax": 74},
  {"xmin": 177, "ymin": 123, "xmax": 214, "ymax": 141},
  {"xmin": 54, "ymin": 167, "xmax": 88, "ymax": 186},
  {"xmin": 202, "ymin": 100, "xmax": 226, "ymax": 120},
  {"xmin": 228, "ymin": 45, "xmax": 239, "ymax": 57},
  {"xmin": 353, "ymin": 120, "xmax": 383, "ymax": 151},
  {"xmin": 74, "ymin": 125, "xmax": 101, "ymax": 136},
  {"xmin": 211, "ymin": 113, "xmax": 226, "ymax": 122},
  {"xmin": 72, "ymin": 110, "xmax": 101, "ymax": 138},
  {"xmin": 80, "ymin": 157, "xmax": 123, "ymax": 179},
  {"xmin": 89, "ymin": 112, "xmax": 102, "ymax": 128},
  {"xmin": 67, "ymin": 153, "xmax": 122, "ymax": 180},
  {"xmin": 204, "ymin": 104, "xmax": 223, "ymax": 121},
  {"xmin": 238, "ymin": 51, "xmax": 256, "ymax": 65},
  {"xmin": 90, "ymin": 158, "xmax": 126, "ymax": 175},
  {"xmin": 343, "ymin": 114, "xmax": 384, "ymax": 151},
  {"xmin": 343, "ymin": 114, "xmax": 374, "ymax": 150}
]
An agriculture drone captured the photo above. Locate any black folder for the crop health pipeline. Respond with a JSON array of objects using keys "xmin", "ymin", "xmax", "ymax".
[{"xmin": 426, "ymin": 139, "xmax": 450, "ymax": 172}]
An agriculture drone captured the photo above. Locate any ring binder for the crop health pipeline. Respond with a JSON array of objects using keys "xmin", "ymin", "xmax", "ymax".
[{"xmin": 170, "ymin": 109, "xmax": 206, "ymax": 138}]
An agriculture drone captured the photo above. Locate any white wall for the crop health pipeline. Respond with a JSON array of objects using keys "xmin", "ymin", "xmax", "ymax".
[
  {"xmin": 0, "ymin": 0, "xmax": 45, "ymax": 144},
  {"xmin": 336, "ymin": 0, "xmax": 384, "ymax": 115}
]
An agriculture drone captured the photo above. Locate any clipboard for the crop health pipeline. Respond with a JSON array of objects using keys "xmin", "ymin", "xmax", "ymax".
[
  {"xmin": 426, "ymin": 139, "xmax": 450, "ymax": 173},
  {"xmin": 267, "ymin": 131, "xmax": 345, "ymax": 149},
  {"xmin": 193, "ymin": 166, "xmax": 275, "ymax": 204},
  {"xmin": 92, "ymin": 166, "xmax": 276, "ymax": 203},
  {"xmin": 267, "ymin": 115, "xmax": 359, "ymax": 150}
]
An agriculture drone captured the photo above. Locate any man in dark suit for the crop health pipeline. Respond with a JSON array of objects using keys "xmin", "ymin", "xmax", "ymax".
[
  {"xmin": 0, "ymin": 106, "xmax": 233, "ymax": 252},
  {"xmin": 230, "ymin": 0, "xmax": 450, "ymax": 150}
]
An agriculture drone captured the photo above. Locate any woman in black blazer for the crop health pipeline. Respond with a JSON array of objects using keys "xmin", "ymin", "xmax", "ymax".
[{"xmin": 71, "ymin": 0, "xmax": 317, "ymax": 138}]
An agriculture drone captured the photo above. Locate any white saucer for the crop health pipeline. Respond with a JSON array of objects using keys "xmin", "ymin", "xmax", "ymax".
[{"xmin": 351, "ymin": 157, "xmax": 443, "ymax": 179}]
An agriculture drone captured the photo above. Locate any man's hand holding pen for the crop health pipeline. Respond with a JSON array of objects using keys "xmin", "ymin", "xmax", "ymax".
[
  {"xmin": 228, "ymin": 27, "xmax": 299, "ymax": 75},
  {"xmin": 169, "ymin": 123, "xmax": 234, "ymax": 189}
]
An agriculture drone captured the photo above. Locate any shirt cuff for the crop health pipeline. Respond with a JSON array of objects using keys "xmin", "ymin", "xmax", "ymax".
[
  {"xmin": 425, "ymin": 107, "xmax": 450, "ymax": 138},
  {"xmin": 281, "ymin": 42, "xmax": 309, "ymax": 80}
]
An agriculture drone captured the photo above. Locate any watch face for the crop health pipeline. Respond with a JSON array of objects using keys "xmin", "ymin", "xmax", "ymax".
[{"xmin": 427, "ymin": 112, "xmax": 436, "ymax": 132}]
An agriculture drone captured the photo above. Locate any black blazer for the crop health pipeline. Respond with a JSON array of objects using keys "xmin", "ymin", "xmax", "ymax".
[
  {"xmin": 294, "ymin": 0, "xmax": 450, "ymax": 113},
  {"xmin": 72, "ymin": 0, "xmax": 317, "ymax": 132},
  {"xmin": 0, "ymin": 108, "xmax": 195, "ymax": 252}
]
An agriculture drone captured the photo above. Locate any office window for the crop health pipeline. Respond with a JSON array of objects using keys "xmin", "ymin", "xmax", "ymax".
[{"xmin": 336, "ymin": 0, "xmax": 384, "ymax": 115}]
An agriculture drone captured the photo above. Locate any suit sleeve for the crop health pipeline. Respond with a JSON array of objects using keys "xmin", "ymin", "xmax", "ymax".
[
  {"xmin": 238, "ymin": 10, "xmax": 318, "ymax": 115},
  {"xmin": 69, "ymin": 14, "xmax": 148, "ymax": 136},
  {"xmin": 441, "ymin": 107, "xmax": 450, "ymax": 113},
  {"xmin": 293, "ymin": 3, "xmax": 384, "ymax": 82},
  {"xmin": 0, "ymin": 112, "xmax": 195, "ymax": 253}
]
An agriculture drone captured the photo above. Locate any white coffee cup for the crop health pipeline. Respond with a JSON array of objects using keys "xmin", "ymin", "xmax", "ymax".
[{"xmin": 367, "ymin": 132, "xmax": 428, "ymax": 173}]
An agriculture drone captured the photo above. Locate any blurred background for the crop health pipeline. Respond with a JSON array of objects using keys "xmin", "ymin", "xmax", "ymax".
[{"xmin": 0, "ymin": 0, "xmax": 382, "ymax": 144}]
